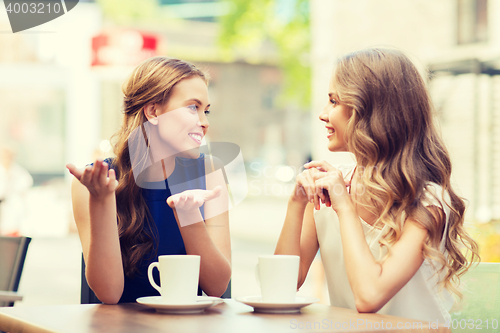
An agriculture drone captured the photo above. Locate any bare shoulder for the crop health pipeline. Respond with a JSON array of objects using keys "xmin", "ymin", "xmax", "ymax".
[
  {"xmin": 203, "ymin": 154, "xmax": 224, "ymax": 173},
  {"xmin": 402, "ymin": 218, "xmax": 428, "ymax": 239},
  {"xmin": 203, "ymin": 155, "xmax": 227, "ymax": 190}
]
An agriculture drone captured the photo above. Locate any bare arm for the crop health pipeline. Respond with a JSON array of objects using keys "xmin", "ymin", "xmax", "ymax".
[
  {"xmin": 275, "ymin": 200, "xmax": 319, "ymax": 289},
  {"xmin": 275, "ymin": 168, "xmax": 321, "ymax": 289},
  {"xmin": 167, "ymin": 161, "xmax": 231, "ymax": 297},
  {"xmin": 336, "ymin": 205, "xmax": 427, "ymax": 312},
  {"xmin": 68, "ymin": 160, "xmax": 124, "ymax": 304}
]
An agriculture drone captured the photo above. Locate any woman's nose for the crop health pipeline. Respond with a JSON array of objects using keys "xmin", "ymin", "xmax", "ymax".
[
  {"xmin": 197, "ymin": 114, "xmax": 209, "ymax": 130},
  {"xmin": 319, "ymin": 107, "xmax": 329, "ymax": 122}
]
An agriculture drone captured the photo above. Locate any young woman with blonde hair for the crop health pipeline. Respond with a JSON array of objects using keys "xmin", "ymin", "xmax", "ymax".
[
  {"xmin": 275, "ymin": 48, "xmax": 479, "ymax": 322},
  {"xmin": 67, "ymin": 57, "xmax": 231, "ymax": 304}
]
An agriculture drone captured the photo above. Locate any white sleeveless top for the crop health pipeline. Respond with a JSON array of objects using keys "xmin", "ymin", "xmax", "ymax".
[{"xmin": 314, "ymin": 164, "xmax": 454, "ymax": 322}]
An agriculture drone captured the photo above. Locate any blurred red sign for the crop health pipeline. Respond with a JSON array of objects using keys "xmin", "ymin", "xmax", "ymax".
[{"xmin": 92, "ymin": 30, "xmax": 158, "ymax": 66}]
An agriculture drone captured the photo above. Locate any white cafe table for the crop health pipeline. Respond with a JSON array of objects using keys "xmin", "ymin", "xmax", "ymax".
[{"xmin": 0, "ymin": 299, "xmax": 450, "ymax": 333}]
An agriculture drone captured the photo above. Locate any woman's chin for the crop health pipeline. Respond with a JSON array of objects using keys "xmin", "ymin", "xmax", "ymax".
[
  {"xmin": 327, "ymin": 145, "xmax": 340, "ymax": 152},
  {"xmin": 178, "ymin": 148, "xmax": 201, "ymax": 159},
  {"xmin": 327, "ymin": 144, "xmax": 348, "ymax": 152}
]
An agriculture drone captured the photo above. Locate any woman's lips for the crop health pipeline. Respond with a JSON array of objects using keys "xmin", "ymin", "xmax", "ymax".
[{"xmin": 188, "ymin": 133, "xmax": 203, "ymax": 144}]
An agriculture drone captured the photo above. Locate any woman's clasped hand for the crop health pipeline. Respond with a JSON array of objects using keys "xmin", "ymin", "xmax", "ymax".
[{"xmin": 293, "ymin": 161, "xmax": 352, "ymax": 211}]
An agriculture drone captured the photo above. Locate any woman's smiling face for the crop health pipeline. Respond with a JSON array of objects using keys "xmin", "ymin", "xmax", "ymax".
[
  {"xmin": 155, "ymin": 75, "xmax": 210, "ymax": 159},
  {"xmin": 318, "ymin": 77, "xmax": 352, "ymax": 152}
]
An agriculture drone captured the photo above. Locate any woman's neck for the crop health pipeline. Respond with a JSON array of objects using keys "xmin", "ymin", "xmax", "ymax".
[{"xmin": 143, "ymin": 156, "xmax": 176, "ymax": 182}]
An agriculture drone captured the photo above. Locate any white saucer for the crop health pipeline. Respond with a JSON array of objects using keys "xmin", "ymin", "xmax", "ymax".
[
  {"xmin": 235, "ymin": 295, "xmax": 319, "ymax": 314},
  {"xmin": 136, "ymin": 296, "xmax": 222, "ymax": 314}
]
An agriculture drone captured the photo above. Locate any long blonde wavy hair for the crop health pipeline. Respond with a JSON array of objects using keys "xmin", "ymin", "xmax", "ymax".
[
  {"xmin": 111, "ymin": 57, "xmax": 208, "ymax": 277},
  {"xmin": 331, "ymin": 48, "xmax": 479, "ymax": 296}
]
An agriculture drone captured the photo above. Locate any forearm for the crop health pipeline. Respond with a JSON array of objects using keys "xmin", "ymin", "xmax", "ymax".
[
  {"xmin": 175, "ymin": 209, "xmax": 231, "ymax": 297},
  {"xmin": 274, "ymin": 198, "xmax": 308, "ymax": 256},
  {"xmin": 275, "ymin": 200, "xmax": 319, "ymax": 288},
  {"xmin": 86, "ymin": 195, "xmax": 124, "ymax": 303},
  {"xmin": 336, "ymin": 206, "xmax": 384, "ymax": 310}
]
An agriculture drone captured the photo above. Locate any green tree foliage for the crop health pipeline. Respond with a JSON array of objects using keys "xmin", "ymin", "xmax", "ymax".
[
  {"xmin": 218, "ymin": 0, "xmax": 311, "ymax": 108},
  {"xmin": 96, "ymin": 0, "xmax": 161, "ymax": 25}
]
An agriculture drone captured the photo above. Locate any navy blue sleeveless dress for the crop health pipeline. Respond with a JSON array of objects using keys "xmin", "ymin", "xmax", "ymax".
[{"xmin": 104, "ymin": 155, "xmax": 206, "ymax": 303}]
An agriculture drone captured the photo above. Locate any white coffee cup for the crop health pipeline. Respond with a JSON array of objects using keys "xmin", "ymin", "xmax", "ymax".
[
  {"xmin": 148, "ymin": 255, "xmax": 200, "ymax": 304},
  {"xmin": 255, "ymin": 255, "xmax": 300, "ymax": 303}
]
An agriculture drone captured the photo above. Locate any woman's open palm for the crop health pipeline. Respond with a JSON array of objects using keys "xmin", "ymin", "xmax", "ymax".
[
  {"xmin": 167, "ymin": 186, "xmax": 222, "ymax": 211},
  {"xmin": 66, "ymin": 160, "xmax": 118, "ymax": 199}
]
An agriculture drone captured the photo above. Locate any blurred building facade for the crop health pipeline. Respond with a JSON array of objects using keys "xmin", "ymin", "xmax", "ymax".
[{"xmin": 311, "ymin": 0, "xmax": 500, "ymax": 223}]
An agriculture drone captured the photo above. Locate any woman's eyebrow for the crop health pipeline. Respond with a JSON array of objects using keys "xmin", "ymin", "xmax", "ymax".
[
  {"xmin": 186, "ymin": 98, "xmax": 210, "ymax": 109},
  {"xmin": 329, "ymin": 92, "xmax": 341, "ymax": 102}
]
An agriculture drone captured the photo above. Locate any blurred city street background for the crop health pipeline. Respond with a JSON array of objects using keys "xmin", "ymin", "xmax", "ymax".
[{"xmin": 1, "ymin": 0, "xmax": 499, "ymax": 308}]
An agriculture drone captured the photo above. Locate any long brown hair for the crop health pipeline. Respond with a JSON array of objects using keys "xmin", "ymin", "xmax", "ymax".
[
  {"xmin": 332, "ymin": 48, "xmax": 479, "ymax": 296},
  {"xmin": 112, "ymin": 57, "xmax": 208, "ymax": 276}
]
